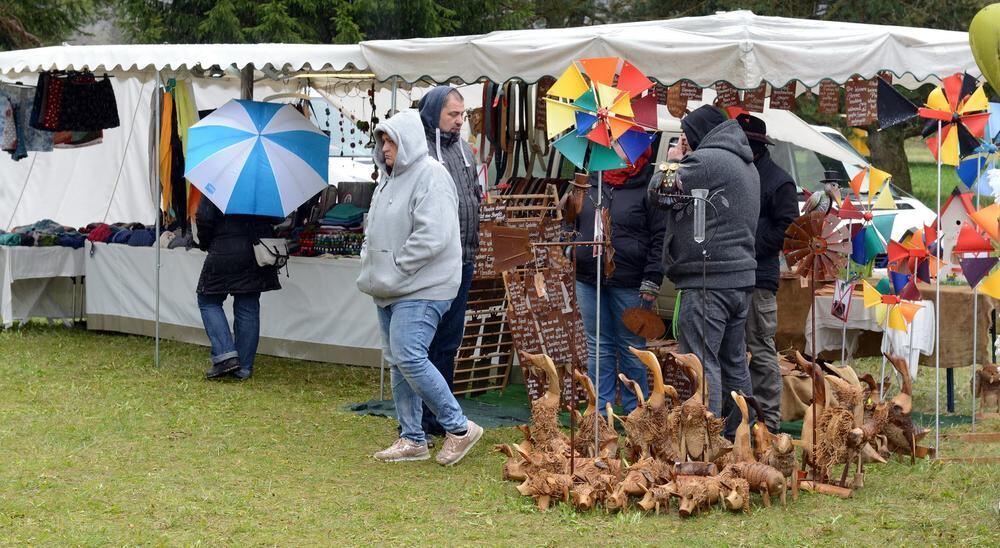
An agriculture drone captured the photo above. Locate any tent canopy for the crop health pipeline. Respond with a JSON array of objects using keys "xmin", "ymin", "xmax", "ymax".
[
  {"xmin": 0, "ymin": 43, "xmax": 367, "ymax": 76},
  {"xmin": 361, "ymin": 10, "xmax": 978, "ymax": 88}
]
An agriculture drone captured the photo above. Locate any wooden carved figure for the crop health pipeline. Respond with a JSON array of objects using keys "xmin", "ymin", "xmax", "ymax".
[{"xmin": 974, "ymin": 363, "xmax": 1000, "ymax": 417}]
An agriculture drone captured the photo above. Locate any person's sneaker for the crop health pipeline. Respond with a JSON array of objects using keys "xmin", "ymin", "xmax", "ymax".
[
  {"xmin": 228, "ymin": 368, "xmax": 253, "ymax": 381},
  {"xmin": 435, "ymin": 421, "xmax": 483, "ymax": 466},
  {"xmin": 374, "ymin": 438, "xmax": 430, "ymax": 462},
  {"xmin": 205, "ymin": 358, "xmax": 240, "ymax": 380}
]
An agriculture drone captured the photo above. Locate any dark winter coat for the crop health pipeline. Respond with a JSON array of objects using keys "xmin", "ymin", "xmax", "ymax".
[
  {"xmin": 752, "ymin": 149, "xmax": 799, "ymax": 292},
  {"xmin": 661, "ymin": 115, "xmax": 760, "ymax": 290},
  {"xmin": 574, "ymin": 162, "xmax": 667, "ymax": 289},
  {"xmin": 195, "ymin": 199, "xmax": 281, "ymax": 295}
]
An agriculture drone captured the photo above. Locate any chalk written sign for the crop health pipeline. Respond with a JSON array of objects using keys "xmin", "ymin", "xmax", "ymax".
[
  {"xmin": 742, "ymin": 83, "xmax": 767, "ymax": 113},
  {"xmin": 845, "ymin": 77, "xmax": 876, "ymax": 127},
  {"xmin": 769, "ymin": 82, "xmax": 796, "ymax": 110},
  {"xmin": 654, "ymin": 83, "xmax": 669, "ymax": 106},
  {"xmin": 818, "ymin": 80, "xmax": 840, "ymax": 114},
  {"xmin": 679, "ymin": 80, "xmax": 703, "ymax": 100},
  {"xmin": 865, "ymin": 77, "xmax": 880, "ymax": 123},
  {"xmin": 714, "ymin": 82, "xmax": 741, "ymax": 108}
]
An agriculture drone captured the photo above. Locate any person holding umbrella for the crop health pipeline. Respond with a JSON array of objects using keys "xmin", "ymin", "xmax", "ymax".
[
  {"xmin": 185, "ymin": 99, "xmax": 332, "ymax": 380},
  {"xmin": 357, "ymin": 110, "xmax": 483, "ymax": 465},
  {"xmin": 195, "ymin": 201, "xmax": 282, "ymax": 380}
]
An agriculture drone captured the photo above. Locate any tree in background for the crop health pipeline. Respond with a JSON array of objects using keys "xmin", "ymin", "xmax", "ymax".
[{"xmin": 0, "ymin": 0, "xmax": 108, "ymax": 50}]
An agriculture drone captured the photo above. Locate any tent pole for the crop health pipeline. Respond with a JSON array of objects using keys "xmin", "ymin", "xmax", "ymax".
[
  {"xmin": 971, "ymin": 154, "xmax": 983, "ymax": 431},
  {"xmin": 241, "ymin": 64, "xmax": 254, "ymax": 100},
  {"xmin": 154, "ymin": 70, "xmax": 162, "ymax": 368},
  {"xmin": 390, "ymin": 77, "xmax": 398, "ymax": 117}
]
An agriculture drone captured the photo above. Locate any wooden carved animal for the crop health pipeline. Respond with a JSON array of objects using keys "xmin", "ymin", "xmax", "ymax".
[
  {"xmin": 859, "ymin": 373, "xmax": 891, "ymax": 408},
  {"xmin": 814, "ymin": 375, "xmax": 861, "ymax": 482},
  {"xmin": 636, "ymin": 483, "xmax": 675, "ymax": 514},
  {"xmin": 494, "ymin": 444, "xmax": 527, "ymax": 481},
  {"xmin": 746, "ymin": 395, "xmax": 796, "ymax": 478},
  {"xmin": 612, "ymin": 347, "xmax": 680, "ymax": 461},
  {"xmin": 569, "ymin": 458, "xmax": 622, "ymax": 511},
  {"xmin": 719, "ymin": 476, "xmax": 751, "ymax": 513},
  {"xmin": 605, "ymin": 456, "xmax": 672, "ymax": 512},
  {"xmin": 513, "ymin": 447, "xmax": 572, "ymax": 511},
  {"xmin": 720, "ymin": 462, "xmax": 787, "ymax": 508},
  {"xmin": 973, "ymin": 363, "xmax": 1000, "ymax": 416},
  {"xmin": 672, "ymin": 475, "xmax": 725, "ymax": 517},
  {"xmin": 667, "ymin": 352, "xmax": 731, "ymax": 464},
  {"xmin": 844, "ymin": 399, "xmax": 890, "ymax": 489},
  {"xmin": 570, "ymin": 370, "xmax": 618, "ymax": 458},
  {"xmin": 882, "ymin": 353, "xmax": 931, "ymax": 462},
  {"xmin": 519, "ymin": 351, "xmax": 572, "ymax": 455},
  {"xmin": 730, "ymin": 391, "xmax": 755, "ymax": 463},
  {"xmin": 674, "ymin": 461, "xmax": 718, "ymax": 477}
]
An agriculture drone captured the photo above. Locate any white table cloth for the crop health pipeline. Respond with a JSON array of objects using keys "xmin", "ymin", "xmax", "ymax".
[
  {"xmin": 84, "ymin": 242, "xmax": 381, "ymax": 367},
  {"xmin": 0, "ymin": 246, "xmax": 85, "ymax": 328}
]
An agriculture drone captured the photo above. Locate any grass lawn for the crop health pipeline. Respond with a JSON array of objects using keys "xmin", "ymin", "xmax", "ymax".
[{"xmin": 1, "ymin": 324, "xmax": 999, "ymax": 545}]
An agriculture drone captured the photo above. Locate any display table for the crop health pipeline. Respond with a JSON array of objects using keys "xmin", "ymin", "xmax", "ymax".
[
  {"xmin": 84, "ymin": 242, "xmax": 381, "ymax": 367},
  {"xmin": 0, "ymin": 246, "xmax": 85, "ymax": 328},
  {"xmin": 777, "ymin": 277, "xmax": 995, "ymax": 370}
]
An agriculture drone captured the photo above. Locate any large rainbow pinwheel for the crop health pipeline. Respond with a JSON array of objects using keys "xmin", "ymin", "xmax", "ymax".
[
  {"xmin": 862, "ymin": 278, "xmax": 924, "ymax": 332},
  {"xmin": 545, "ymin": 58, "xmax": 658, "ymax": 172},
  {"xmin": 955, "ymin": 103, "xmax": 1000, "ymax": 192},
  {"xmin": 918, "ymin": 73, "xmax": 991, "ymax": 166}
]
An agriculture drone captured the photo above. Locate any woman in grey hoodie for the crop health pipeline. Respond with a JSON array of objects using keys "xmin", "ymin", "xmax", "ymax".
[{"xmin": 357, "ymin": 110, "xmax": 483, "ymax": 466}]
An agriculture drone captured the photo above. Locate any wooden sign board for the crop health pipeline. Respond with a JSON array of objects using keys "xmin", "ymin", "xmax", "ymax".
[
  {"xmin": 742, "ymin": 83, "xmax": 767, "ymax": 113},
  {"xmin": 534, "ymin": 76, "xmax": 556, "ymax": 130},
  {"xmin": 844, "ymin": 77, "xmax": 878, "ymax": 127},
  {"xmin": 714, "ymin": 81, "xmax": 741, "ymax": 108},
  {"xmin": 818, "ymin": 80, "xmax": 840, "ymax": 114},
  {"xmin": 666, "ymin": 84, "xmax": 687, "ymax": 118},
  {"xmin": 679, "ymin": 80, "xmax": 703, "ymax": 100},
  {"xmin": 769, "ymin": 82, "xmax": 796, "ymax": 110}
]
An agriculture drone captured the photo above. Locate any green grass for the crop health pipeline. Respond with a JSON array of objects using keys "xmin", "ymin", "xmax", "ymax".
[
  {"xmin": 1, "ymin": 324, "xmax": 999, "ymax": 545},
  {"xmin": 905, "ymin": 136, "xmax": 993, "ymax": 210}
]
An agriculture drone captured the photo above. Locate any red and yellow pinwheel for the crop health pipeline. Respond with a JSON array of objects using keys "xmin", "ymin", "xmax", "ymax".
[
  {"xmin": 862, "ymin": 278, "xmax": 924, "ymax": 332},
  {"xmin": 918, "ymin": 73, "xmax": 991, "ymax": 166}
]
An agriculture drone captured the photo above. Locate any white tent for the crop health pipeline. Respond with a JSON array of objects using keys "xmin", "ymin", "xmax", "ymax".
[
  {"xmin": 361, "ymin": 10, "xmax": 978, "ymax": 87},
  {"xmin": 0, "ymin": 43, "xmax": 366, "ymax": 75}
]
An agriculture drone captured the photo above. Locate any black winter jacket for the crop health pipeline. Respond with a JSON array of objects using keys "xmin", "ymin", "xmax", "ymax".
[
  {"xmin": 752, "ymin": 150, "xmax": 799, "ymax": 292},
  {"xmin": 195, "ymin": 199, "xmax": 281, "ymax": 295},
  {"xmin": 574, "ymin": 162, "xmax": 667, "ymax": 289}
]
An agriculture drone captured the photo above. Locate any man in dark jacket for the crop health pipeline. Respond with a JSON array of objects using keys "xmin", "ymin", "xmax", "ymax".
[
  {"xmin": 573, "ymin": 147, "xmax": 667, "ymax": 414},
  {"xmin": 737, "ymin": 113, "xmax": 800, "ymax": 433},
  {"xmin": 649, "ymin": 105, "xmax": 759, "ymax": 438},
  {"xmin": 416, "ymin": 87, "xmax": 481, "ymax": 437},
  {"xmin": 195, "ymin": 199, "xmax": 281, "ymax": 380}
]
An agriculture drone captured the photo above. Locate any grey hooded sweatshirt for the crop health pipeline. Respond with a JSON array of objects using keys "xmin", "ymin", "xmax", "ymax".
[
  {"xmin": 356, "ymin": 110, "xmax": 461, "ymax": 307},
  {"xmin": 663, "ymin": 118, "xmax": 760, "ymax": 290}
]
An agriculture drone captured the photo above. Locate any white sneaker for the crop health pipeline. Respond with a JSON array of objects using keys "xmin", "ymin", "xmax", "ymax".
[
  {"xmin": 374, "ymin": 438, "xmax": 430, "ymax": 462},
  {"xmin": 435, "ymin": 421, "xmax": 484, "ymax": 466}
]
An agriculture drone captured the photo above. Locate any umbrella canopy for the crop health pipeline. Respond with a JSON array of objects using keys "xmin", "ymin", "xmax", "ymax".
[{"xmin": 185, "ymin": 99, "xmax": 329, "ymax": 217}]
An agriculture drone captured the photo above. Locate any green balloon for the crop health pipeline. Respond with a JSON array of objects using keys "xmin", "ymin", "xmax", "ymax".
[{"xmin": 970, "ymin": 4, "xmax": 1000, "ymax": 95}]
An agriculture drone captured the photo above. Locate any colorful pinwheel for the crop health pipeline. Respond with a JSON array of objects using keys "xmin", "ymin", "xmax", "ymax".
[
  {"xmin": 544, "ymin": 58, "xmax": 658, "ymax": 172},
  {"xmin": 862, "ymin": 278, "xmax": 924, "ymax": 332},
  {"xmin": 837, "ymin": 181, "xmax": 896, "ymax": 267},
  {"xmin": 918, "ymin": 73, "xmax": 991, "ymax": 166},
  {"xmin": 783, "ymin": 211, "xmax": 851, "ymax": 281},
  {"xmin": 887, "ymin": 227, "xmax": 942, "ymax": 283},
  {"xmin": 964, "ymin": 202, "xmax": 1000, "ymax": 296},
  {"xmin": 955, "ymin": 102, "xmax": 1000, "ymax": 193}
]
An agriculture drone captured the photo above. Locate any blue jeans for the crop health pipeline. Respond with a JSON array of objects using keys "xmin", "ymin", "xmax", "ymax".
[
  {"xmin": 576, "ymin": 281, "xmax": 649, "ymax": 415},
  {"xmin": 377, "ymin": 299, "xmax": 469, "ymax": 445},
  {"xmin": 197, "ymin": 292, "xmax": 261, "ymax": 378},
  {"xmin": 422, "ymin": 262, "xmax": 475, "ymax": 434},
  {"xmin": 676, "ymin": 288, "xmax": 753, "ymax": 439}
]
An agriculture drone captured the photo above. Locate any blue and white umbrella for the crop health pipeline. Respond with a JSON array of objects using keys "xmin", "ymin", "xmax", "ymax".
[{"xmin": 185, "ymin": 99, "xmax": 330, "ymax": 217}]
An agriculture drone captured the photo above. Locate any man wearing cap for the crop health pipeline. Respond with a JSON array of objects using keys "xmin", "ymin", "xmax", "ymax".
[
  {"xmin": 648, "ymin": 105, "xmax": 759, "ymax": 438},
  {"xmin": 736, "ymin": 113, "xmax": 800, "ymax": 433}
]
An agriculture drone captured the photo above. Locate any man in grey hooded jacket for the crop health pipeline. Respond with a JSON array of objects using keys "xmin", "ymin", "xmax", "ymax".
[
  {"xmin": 417, "ymin": 86, "xmax": 481, "ymax": 437},
  {"xmin": 357, "ymin": 110, "xmax": 483, "ymax": 466},
  {"xmin": 648, "ymin": 105, "xmax": 760, "ymax": 438}
]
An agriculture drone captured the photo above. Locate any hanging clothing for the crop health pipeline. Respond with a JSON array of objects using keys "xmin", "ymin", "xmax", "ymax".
[
  {"xmin": 0, "ymin": 93, "xmax": 15, "ymax": 152},
  {"xmin": 159, "ymin": 91, "xmax": 175, "ymax": 220},
  {"xmin": 172, "ymin": 81, "xmax": 203, "ymax": 223},
  {"xmin": 29, "ymin": 71, "xmax": 119, "ymax": 132},
  {"xmin": 0, "ymin": 83, "xmax": 53, "ymax": 159}
]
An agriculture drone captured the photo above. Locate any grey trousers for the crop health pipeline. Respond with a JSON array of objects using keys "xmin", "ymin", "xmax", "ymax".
[
  {"xmin": 677, "ymin": 288, "xmax": 754, "ymax": 439},
  {"xmin": 745, "ymin": 288, "xmax": 782, "ymax": 432}
]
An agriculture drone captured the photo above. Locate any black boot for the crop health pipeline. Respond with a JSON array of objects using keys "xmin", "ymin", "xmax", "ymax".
[{"xmin": 205, "ymin": 357, "xmax": 241, "ymax": 379}]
